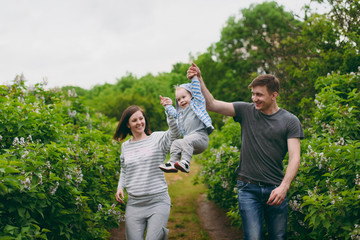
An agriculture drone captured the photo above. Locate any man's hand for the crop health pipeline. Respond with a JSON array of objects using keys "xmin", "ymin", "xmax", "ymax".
[
  {"xmin": 159, "ymin": 95, "xmax": 172, "ymax": 106},
  {"xmin": 267, "ymin": 184, "xmax": 288, "ymax": 206},
  {"xmin": 187, "ymin": 62, "xmax": 201, "ymax": 80}
]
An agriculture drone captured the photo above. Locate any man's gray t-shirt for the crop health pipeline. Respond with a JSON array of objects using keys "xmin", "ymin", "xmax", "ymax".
[{"xmin": 233, "ymin": 102, "xmax": 304, "ymax": 185}]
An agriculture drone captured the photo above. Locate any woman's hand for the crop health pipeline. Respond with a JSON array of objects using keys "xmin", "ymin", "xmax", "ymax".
[{"xmin": 115, "ymin": 189, "xmax": 125, "ymax": 204}]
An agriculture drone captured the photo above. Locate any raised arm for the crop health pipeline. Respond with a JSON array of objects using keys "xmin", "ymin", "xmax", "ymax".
[
  {"xmin": 160, "ymin": 95, "xmax": 178, "ymax": 118},
  {"xmin": 187, "ymin": 63, "xmax": 235, "ymax": 117},
  {"xmin": 158, "ymin": 96, "xmax": 181, "ymax": 152}
]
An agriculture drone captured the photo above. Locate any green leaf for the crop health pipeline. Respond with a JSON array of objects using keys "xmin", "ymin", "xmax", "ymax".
[
  {"xmin": 4, "ymin": 167, "xmax": 20, "ymax": 174},
  {"xmin": 17, "ymin": 208, "xmax": 25, "ymax": 218}
]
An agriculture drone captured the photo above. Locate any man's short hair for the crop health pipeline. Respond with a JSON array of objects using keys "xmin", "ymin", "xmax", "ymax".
[{"xmin": 248, "ymin": 74, "xmax": 280, "ymax": 93}]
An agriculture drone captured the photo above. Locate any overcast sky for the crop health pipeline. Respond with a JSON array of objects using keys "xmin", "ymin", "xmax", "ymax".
[{"xmin": 0, "ymin": 0, "xmax": 327, "ymax": 89}]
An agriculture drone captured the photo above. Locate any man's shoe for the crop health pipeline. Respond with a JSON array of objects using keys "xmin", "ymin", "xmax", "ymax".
[
  {"xmin": 174, "ymin": 160, "xmax": 190, "ymax": 173},
  {"xmin": 159, "ymin": 162, "xmax": 178, "ymax": 173}
]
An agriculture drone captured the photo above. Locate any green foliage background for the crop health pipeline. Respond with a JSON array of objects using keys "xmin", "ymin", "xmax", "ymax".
[
  {"xmin": 0, "ymin": 81, "xmax": 123, "ymax": 239},
  {"xmin": 1, "ymin": 0, "xmax": 360, "ymax": 239}
]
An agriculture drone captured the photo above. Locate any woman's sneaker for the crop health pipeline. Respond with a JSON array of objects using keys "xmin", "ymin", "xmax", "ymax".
[
  {"xmin": 159, "ymin": 162, "xmax": 178, "ymax": 173},
  {"xmin": 174, "ymin": 160, "xmax": 190, "ymax": 173}
]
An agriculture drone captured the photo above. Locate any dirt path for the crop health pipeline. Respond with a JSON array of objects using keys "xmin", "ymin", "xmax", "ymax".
[
  {"xmin": 197, "ymin": 193, "xmax": 243, "ymax": 240},
  {"xmin": 109, "ymin": 163, "xmax": 243, "ymax": 240}
]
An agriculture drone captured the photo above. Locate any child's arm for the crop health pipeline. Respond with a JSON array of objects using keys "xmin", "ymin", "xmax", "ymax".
[
  {"xmin": 159, "ymin": 95, "xmax": 178, "ymax": 118},
  {"xmin": 189, "ymin": 77, "xmax": 206, "ymax": 105}
]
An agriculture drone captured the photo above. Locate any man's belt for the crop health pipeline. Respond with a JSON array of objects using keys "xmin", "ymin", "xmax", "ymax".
[{"xmin": 237, "ymin": 175, "xmax": 274, "ymax": 187}]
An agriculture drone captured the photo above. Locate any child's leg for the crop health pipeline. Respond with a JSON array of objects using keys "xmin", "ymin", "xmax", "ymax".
[
  {"xmin": 169, "ymin": 139, "xmax": 183, "ymax": 162},
  {"xmin": 159, "ymin": 140, "xmax": 184, "ymax": 173},
  {"xmin": 181, "ymin": 131, "xmax": 209, "ymax": 162},
  {"xmin": 174, "ymin": 132, "xmax": 208, "ymax": 173}
]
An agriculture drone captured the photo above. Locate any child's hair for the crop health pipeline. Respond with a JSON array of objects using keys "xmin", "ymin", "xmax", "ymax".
[
  {"xmin": 174, "ymin": 84, "xmax": 192, "ymax": 96},
  {"xmin": 113, "ymin": 105, "xmax": 152, "ymax": 141},
  {"xmin": 248, "ymin": 74, "xmax": 280, "ymax": 93},
  {"xmin": 174, "ymin": 84, "xmax": 182, "ymax": 91}
]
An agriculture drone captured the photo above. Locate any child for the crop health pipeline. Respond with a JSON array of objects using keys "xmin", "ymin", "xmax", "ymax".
[{"xmin": 159, "ymin": 76, "xmax": 214, "ymax": 173}]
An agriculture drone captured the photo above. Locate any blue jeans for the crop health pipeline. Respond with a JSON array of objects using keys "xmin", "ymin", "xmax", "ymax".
[{"xmin": 237, "ymin": 180, "xmax": 287, "ymax": 240}]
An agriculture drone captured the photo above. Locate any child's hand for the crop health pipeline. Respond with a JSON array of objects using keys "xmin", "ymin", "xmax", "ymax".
[{"xmin": 159, "ymin": 95, "xmax": 172, "ymax": 106}]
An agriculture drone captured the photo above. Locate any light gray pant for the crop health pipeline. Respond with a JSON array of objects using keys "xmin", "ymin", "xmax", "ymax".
[
  {"xmin": 125, "ymin": 191, "xmax": 171, "ymax": 240},
  {"xmin": 170, "ymin": 130, "xmax": 209, "ymax": 163}
]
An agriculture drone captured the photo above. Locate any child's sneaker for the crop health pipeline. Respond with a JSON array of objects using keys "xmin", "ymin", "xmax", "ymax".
[
  {"xmin": 159, "ymin": 162, "xmax": 178, "ymax": 173},
  {"xmin": 174, "ymin": 160, "xmax": 190, "ymax": 173}
]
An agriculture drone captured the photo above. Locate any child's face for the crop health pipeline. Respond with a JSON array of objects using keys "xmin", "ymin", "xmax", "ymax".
[{"xmin": 176, "ymin": 87, "xmax": 192, "ymax": 109}]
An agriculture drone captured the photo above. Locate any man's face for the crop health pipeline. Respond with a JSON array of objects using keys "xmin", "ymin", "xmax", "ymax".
[
  {"xmin": 176, "ymin": 88, "xmax": 192, "ymax": 109},
  {"xmin": 251, "ymin": 85, "xmax": 277, "ymax": 113}
]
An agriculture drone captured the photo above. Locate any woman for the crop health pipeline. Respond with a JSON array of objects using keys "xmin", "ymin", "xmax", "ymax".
[{"xmin": 114, "ymin": 99, "xmax": 179, "ymax": 240}]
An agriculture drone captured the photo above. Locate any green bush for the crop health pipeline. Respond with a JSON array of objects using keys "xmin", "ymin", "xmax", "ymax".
[
  {"xmin": 0, "ymin": 78, "xmax": 123, "ymax": 239},
  {"xmin": 287, "ymin": 72, "xmax": 360, "ymax": 239},
  {"xmin": 194, "ymin": 117, "xmax": 241, "ymax": 210}
]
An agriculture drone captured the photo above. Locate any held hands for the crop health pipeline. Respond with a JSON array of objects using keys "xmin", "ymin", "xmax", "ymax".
[
  {"xmin": 115, "ymin": 189, "xmax": 125, "ymax": 204},
  {"xmin": 159, "ymin": 95, "xmax": 172, "ymax": 106},
  {"xmin": 187, "ymin": 62, "xmax": 201, "ymax": 80}
]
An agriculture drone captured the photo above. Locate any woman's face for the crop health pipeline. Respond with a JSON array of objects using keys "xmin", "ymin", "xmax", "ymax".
[{"xmin": 127, "ymin": 110, "xmax": 146, "ymax": 135}]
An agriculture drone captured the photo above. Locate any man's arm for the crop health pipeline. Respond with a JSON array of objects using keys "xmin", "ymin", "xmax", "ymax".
[
  {"xmin": 267, "ymin": 138, "xmax": 301, "ymax": 206},
  {"xmin": 187, "ymin": 63, "xmax": 235, "ymax": 117}
]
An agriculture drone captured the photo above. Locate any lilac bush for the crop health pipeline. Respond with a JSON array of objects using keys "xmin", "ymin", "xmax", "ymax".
[{"xmin": 0, "ymin": 77, "xmax": 123, "ymax": 239}]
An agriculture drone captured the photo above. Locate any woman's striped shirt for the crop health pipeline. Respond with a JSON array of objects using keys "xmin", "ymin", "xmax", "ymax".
[{"xmin": 117, "ymin": 115, "xmax": 179, "ymax": 197}]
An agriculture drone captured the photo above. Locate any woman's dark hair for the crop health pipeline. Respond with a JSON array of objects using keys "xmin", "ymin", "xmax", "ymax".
[
  {"xmin": 248, "ymin": 74, "xmax": 280, "ymax": 93},
  {"xmin": 113, "ymin": 105, "xmax": 152, "ymax": 141}
]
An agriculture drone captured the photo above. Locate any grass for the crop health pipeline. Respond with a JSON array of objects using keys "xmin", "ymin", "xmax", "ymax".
[{"xmin": 166, "ymin": 161, "xmax": 210, "ymax": 240}]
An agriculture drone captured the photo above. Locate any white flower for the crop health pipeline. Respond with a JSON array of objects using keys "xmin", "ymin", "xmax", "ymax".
[
  {"xmin": 49, "ymin": 181, "xmax": 59, "ymax": 195},
  {"xmin": 14, "ymin": 76, "xmax": 21, "ymax": 85},
  {"xmin": 20, "ymin": 73, "xmax": 26, "ymax": 81},
  {"xmin": 42, "ymin": 77, "xmax": 48, "ymax": 86},
  {"xmin": 38, "ymin": 173, "xmax": 43, "ymax": 185},
  {"xmin": 68, "ymin": 88, "xmax": 77, "ymax": 98},
  {"xmin": 21, "ymin": 177, "xmax": 31, "ymax": 191},
  {"xmin": 21, "ymin": 150, "xmax": 29, "ymax": 159},
  {"xmin": 68, "ymin": 109, "xmax": 77, "ymax": 118},
  {"xmin": 13, "ymin": 137, "xmax": 20, "ymax": 146},
  {"xmin": 75, "ymin": 196, "xmax": 82, "ymax": 206}
]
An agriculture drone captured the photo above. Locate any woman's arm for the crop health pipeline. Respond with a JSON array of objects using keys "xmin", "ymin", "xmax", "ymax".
[
  {"xmin": 115, "ymin": 150, "xmax": 126, "ymax": 203},
  {"xmin": 158, "ymin": 110, "xmax": 180, "ymax": 153}
]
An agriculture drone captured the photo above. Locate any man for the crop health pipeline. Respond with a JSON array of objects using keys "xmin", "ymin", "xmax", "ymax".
[{"xmin": 187, "ymin": 63, "xmax": 304, "ymax": 239}]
